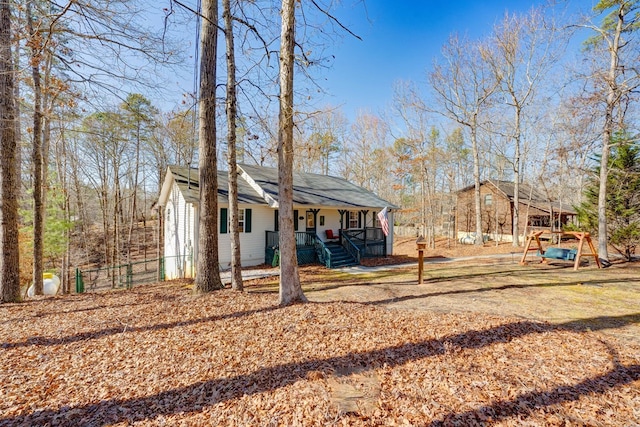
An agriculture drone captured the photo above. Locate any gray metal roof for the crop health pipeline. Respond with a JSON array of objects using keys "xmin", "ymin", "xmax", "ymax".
[
  {"xmin": 238, "ymin": 163, "xmax": 397, "ymax": 209},
  {"xmin": 169, "ymin": 166, "xmax": 266, "ymax": 205},
  {"xmin": 167, "ymin": 164, "xmax": 397, "ymax": 209}
]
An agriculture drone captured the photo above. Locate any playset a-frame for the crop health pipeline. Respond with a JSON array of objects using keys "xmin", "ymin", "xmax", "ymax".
[{"xmin": 520, "ymin": 231, "xmax": 601, "ymax": 270}]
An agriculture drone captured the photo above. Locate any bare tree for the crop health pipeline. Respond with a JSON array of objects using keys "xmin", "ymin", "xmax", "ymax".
[
  {"xmin": 342, "ymin": 111, "xmax": 388, "ymax": 190},
  {"xmin": 277, "ymin": 0, "xmax": 305, "ymax": 305},
  {"xmin": 223, "ymin": 0, "xmax": 243, "ymax": 291},
  {"xmin": 429, "ymin": 34, "xmax": 497, "ymax": 246},
  {"xmin": 1, "ymin": 0, "xmax": 20, "ymax": 303},
  {"xmin": 295, "ymin": 107, "xmax": 346, "ymax": 175},
  {"xmin": 482, "ymin": 8, "xmax": 565, "ymax": 246},
  {"xmin": 195, "ymin": 0, "xmax": 224, "ymax": 292}
]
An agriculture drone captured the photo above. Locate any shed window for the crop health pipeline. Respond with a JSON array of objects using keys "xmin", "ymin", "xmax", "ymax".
[{"xmin": 484, "ymin": 194, "xmax": 493, "ymax": 206}]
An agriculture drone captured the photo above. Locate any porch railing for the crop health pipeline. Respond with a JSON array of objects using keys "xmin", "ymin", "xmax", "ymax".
[
  {"xmin": 265, "ymin": 230, "xmax": 317, "ymax": 248},
  {"xmin": 343, "ymin": 227, "xmax": 386, "ymax": 257},
  {"xmin": 341, "ymin": 233, "xmax": 361, "ymax": 264},
  {"xmin": 314, "ymin": 237, "xmax": 333, "ymax": 268}
]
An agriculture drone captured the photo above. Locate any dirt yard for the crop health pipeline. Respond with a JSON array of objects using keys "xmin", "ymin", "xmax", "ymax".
[
  {"xmin": 242, "ymin": 238, "xmax": 640, "ymax": 346},
  {"xmin": 1, "ymin": 238, "xmax": 638, "ymax": 426}
]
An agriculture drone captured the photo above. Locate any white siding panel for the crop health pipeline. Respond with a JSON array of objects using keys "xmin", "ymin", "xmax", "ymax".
[
  {"xmin": 218, "ymin": 205, "xmax": 273, "ymax": 268},
  {"xmin": 164, "ymin": 181, "xmax": 196, "ymax": 279},
  {"xmin": 316, "ymin": 210, "xmax": 342, "ymax": 242}
]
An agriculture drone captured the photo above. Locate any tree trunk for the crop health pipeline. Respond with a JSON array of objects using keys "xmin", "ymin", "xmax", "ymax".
[
  {"xmin": 471, "ymin": 125, "xmax": 483, "ymax": 246},
  {"xmin": 512, "ymin": 109, "xmax": 521, "ymax": 247},
  {"xmin": 27, "ymin": 2, "xmax": 45, "ymax": 295},
  {"xmin": 127, "ymin": 121, "xmax": 141, "ymax": 262},
  {"xmin": 12, "ymin": 22, "xmax": 21, "ymax": 200},
  {"xmin": 278, "ymin": 0, "xmax": 306, "ymax": 305},
  {"xmin": 223, "ymin": 0, "xmax": 243, "ymax": 291},
  {"xmin": 195, "ymin": 0, "xmax": 223, "ymax": 292},
  {"xmin": 597, "ymin": 3, "xmax": 625, "ymax": 263},
  {"xmin": 1, "ymin": 0, "xmax": 20, "ymax": 303}
]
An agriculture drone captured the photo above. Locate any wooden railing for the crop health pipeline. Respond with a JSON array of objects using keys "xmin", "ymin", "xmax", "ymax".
[
  {"xmin": 341, "ymin": 233, "xmax": 361, "ymax": 264},
  {"xmin": 265, "ymin": 231, "xmax": 317, "ymax": 248},
  {"xmin": 314, "ymin": 237, "xmax": 333, "ymax": 268},
  {"xmin": 342, "ymin": 227, "xmax": 386, "ymax": 257}
]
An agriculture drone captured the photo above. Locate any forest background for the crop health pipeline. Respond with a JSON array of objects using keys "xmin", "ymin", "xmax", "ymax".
[{"xmin": 0, "ymin": 0, "xmax": 638, "ymax": 297}]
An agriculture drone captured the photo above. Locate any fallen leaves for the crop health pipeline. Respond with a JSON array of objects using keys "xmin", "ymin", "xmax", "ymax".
[{"xmin": 0, "ymin": 281, "xmax": 638, "ymax": 426}]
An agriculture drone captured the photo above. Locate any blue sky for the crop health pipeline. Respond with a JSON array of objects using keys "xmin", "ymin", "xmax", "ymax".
[{"xmin": 318, "ymin": 0, "xmax": 592, "ymax": 120}]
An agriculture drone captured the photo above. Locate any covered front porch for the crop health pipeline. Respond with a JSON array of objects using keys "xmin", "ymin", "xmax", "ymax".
[{"xmin": 265, "ymin": 227, "xmax": 388, "ymax": 268}]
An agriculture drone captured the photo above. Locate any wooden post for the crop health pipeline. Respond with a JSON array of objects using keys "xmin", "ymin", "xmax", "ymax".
[{"xmin": 417, "ymin": 236, "xmax": 426, "ymax": 284}]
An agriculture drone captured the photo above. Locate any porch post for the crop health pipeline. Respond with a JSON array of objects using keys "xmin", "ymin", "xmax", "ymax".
[
  {"xmin": 361, "ymin": 210, "xmax": 369, "ymax": 253},
  {"xmin": 338, "ymin": 209, "xmax": 347, "ymax": 244}
]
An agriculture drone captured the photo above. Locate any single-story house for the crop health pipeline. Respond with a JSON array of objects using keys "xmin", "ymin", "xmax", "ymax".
[
  {"xmin": 456, "ymin": 180, "xmax": 577, "ymax": 243},
  {"xmin": 158, "ymin": 164, "xmax": 397, "ymax": 279}
]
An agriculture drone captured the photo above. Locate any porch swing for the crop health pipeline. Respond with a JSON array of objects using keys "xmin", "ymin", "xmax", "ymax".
[{"xmin": 520, "ymin": 230, "xmax": 602, "ymax": 270}]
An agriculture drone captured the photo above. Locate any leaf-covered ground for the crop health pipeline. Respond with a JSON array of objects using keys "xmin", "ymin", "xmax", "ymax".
[{"xmin": 1, "ymin": 281, "xmax": 639, "ymax": 426}]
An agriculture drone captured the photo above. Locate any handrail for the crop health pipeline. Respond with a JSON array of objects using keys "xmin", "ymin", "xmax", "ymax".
[
  {"xmin": 343, "ymin": 229, "xmax": 365, "ymax": 241},
  {"xmin": 314, "ymin": 235, "xmax": 332, "ymax": 268},
  {"xmin": 266, "ymin": 230, "xmax": 317, "ymax": 248},
  {"xmin": 341, "ymin": 233, "xmax": 361, "ymax": 264}
]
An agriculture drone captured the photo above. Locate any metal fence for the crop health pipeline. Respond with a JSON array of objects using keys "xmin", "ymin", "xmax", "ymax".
[{"xmin": 75, "ymin": 257, "xmax": 167, "ymax": 293}]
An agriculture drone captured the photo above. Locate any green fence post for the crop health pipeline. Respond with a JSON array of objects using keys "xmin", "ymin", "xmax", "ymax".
[
  {"xmin": 159, "ymin": 257, "xmax": 165, "ymax": 281},
  {"xmin": 75, "ymin": 268, "xmax": 84, "ymax": 293}
]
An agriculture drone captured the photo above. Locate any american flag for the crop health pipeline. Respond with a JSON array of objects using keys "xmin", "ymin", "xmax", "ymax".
[{"xmin": 377, "ymin": 207, "xmax": 389, "ymax": 236}]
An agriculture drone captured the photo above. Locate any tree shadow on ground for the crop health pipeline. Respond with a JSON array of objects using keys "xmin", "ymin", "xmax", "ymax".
[
  {"xmin": 0, "ymin": 301, "xmax": 156, "ymax": 325},
  {"xmin": 295, "ymin": 267, "xmax": 538, "ymax": 295},
  {"xmin": 1, "ymin": 315, "xmax": 639, "ymax": 426},
  {"xmin": 0, "ymin": 304, "xmax": 283, "ymax": 349},
  {"xmin": 303, "ymin": 269, "xmax": 637, "ymax": 306}
]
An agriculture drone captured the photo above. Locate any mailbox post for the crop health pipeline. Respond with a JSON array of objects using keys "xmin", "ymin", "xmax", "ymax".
[{"xmin": 416, "ymin": 236, "xmax": 426, "ymax": 284}]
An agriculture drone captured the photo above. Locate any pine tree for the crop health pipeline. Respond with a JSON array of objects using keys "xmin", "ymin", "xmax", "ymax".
[{"xmin": 576, "ymin": 133, "xmax": 640, "ymax": 261}]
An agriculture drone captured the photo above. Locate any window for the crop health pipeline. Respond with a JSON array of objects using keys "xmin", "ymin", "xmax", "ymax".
[
  {"xmin": 349, "ymin": 211, "xmax": 359, "ymax": 229},
  {"xmin": 238, "ymin": 209, "xmax": 245, "ymax": 233},
  {"xmin": 306, "ymin": 211, "xmax": 315, "ymax": 228},
  {"xmin": 484, "ymin": 194, "xmax": 493, "ymax": 206},
  {"xmin": 220, "ymin": 208, "xmax": 252, "ymax": 233}
]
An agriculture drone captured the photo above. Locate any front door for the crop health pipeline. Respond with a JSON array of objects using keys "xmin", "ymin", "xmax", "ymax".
[{"xmin": 306, "ymin": 210, "xmax": 316, "ymax": 233}]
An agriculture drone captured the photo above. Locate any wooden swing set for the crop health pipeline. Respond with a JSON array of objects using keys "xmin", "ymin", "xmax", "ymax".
[{"xmin": 520, "ymin": 230, "xmax": 602, "ymax": 271}]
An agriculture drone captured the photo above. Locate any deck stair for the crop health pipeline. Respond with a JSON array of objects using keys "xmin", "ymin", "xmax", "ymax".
[{"xmin": 324, "ymin": 242, "xmax": 359, "ymax": 268}]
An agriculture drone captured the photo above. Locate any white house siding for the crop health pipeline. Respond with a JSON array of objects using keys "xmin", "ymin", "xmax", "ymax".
[
  {"xmin": 164, "ymin": 181, "xmax": 196, "ymax": 279},
  {"xmin": 311, "ymin": 209, "xmax": 341, "ymax": 241},
  {"xmin": 217, "ymin": 204, "xmax": 273, "ymax": 268}
]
